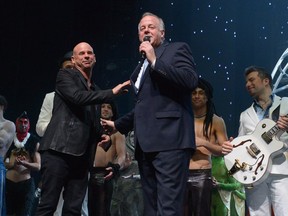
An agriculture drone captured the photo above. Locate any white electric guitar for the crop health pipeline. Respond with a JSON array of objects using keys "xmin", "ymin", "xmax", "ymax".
[{"xmin": 224, "ymin": 118, "xmax": 286, "ymax": 187}]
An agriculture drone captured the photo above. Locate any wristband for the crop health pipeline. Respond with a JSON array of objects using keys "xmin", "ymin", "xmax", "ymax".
[{"xmin": 107, "ymin": 162, "xmax": 120, "ymax": 178}]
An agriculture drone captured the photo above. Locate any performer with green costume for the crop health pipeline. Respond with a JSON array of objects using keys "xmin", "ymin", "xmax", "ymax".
[{"xmin": 211, "ymin": 156, "xmax": 245, "ymax": 216}]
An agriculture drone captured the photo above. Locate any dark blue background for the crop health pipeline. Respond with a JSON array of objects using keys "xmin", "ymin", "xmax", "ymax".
[{"xmin": 1, "ymin": 0, "xmax": 288, "ymax": 136}]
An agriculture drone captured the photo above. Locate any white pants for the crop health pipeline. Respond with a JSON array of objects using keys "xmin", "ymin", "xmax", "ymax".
[{"xmin": 246, "ymin": 174, "xmax": 288, "ymax": 216}]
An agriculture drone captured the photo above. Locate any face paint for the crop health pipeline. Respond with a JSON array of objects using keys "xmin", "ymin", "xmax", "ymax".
[{"xmin": 16, "ymin": 112, "xmax": 30, "ymax": 141}]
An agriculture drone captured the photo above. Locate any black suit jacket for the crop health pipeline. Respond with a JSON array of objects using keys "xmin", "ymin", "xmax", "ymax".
[
  {"xmin": 115, "ymin": 41, "xmax": 198, "ymax": 153},
  {"xmin": 39, "ymin": 68, "xmax": 114, "ymax": 156}
]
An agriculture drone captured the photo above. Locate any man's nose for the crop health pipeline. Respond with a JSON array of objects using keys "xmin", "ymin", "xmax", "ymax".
[
  {"xmin": 144, "ymin": 29, "xmax": 150, "ymax": 34},
  {"xmin": 142, "ymin": 26, "xmax": 150, "ymax": 33}
]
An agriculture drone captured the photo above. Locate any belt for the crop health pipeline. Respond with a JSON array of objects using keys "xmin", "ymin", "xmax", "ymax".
[{"xmin": 189, "ymin": 169, "xmax": 211, "ymax": 174}]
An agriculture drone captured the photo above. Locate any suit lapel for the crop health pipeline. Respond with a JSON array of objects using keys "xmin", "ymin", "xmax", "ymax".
[
  {"xmin": 130, "ymin": 60, "xmax": 145, "ymax": 93},
  {"xmin": 130, "ymin": 41, "xmax": 169, "ymax": 93},
  {"xmin": 154, "ymin": 41, "xmax": 167, "ymax": 58},
  {"xmin": 246, "ymin": 105, "xmax": 259, "ymax": 125},
  {"xmin": 136, "ymin": 41, "xmax": 168, "ymax": 91},
  {"xmin": 78, "ymin": 74, "xmax": 89, "ymax": 90}
]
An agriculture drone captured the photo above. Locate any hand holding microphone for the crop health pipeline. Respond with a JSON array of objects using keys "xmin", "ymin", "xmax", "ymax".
[
  {"xmin": 140, "ymin": 35, "xmax": 151, "ymax": 59},
  {"xmin": 140, "ymin": 35, "xmax": 157, "ymax": 66}
]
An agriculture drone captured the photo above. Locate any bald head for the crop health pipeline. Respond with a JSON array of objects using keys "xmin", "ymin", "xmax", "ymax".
[
  {"xmin": 71, "ymin": 42, "xmax": 96, "ymax": 74},
  {"xmin": 73, "ymin": 42, "xmax": 94, "ymax": 55}
]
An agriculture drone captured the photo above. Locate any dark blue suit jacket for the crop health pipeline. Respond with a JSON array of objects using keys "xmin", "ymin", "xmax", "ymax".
[{"xmin": 115, "ymin": 41, "xmax": 198, "ymax": 153}]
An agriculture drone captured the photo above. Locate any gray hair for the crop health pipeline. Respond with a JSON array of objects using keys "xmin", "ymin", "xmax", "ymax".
[{"xmin": 138, "ymin": 12, "xmax": 165, "ymax": 32}]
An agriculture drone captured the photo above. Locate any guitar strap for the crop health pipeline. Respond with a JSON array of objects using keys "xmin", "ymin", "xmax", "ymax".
[{"xmin": 271, "ymin": 105, "xmax": 280, "ymax": 122}]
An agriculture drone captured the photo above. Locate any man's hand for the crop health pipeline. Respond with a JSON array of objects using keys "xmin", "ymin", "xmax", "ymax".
[
  {"xmin": 15, "ymin": 155, "xmax": 27, "ymax": 165},
  {"xmin": 139, "ymin": 40, "xmax": 156, "ymax": 65},
  {"xmin": 101, "ymin": 119, "xmax": 117, "ymax": 135},
  {"xmin": 277, "ymin": 115, "xmax": 288, "ymax": 131},
  {"xmin": 123, "ymin": 152, "xmax": 132, "ymax": 169},
  {"xmin": 222, "ymin": 137, "xmax": 234, "ymax": 155},
  {"xmin": 112, "ymin": 80, "xmax": 131, "ymax": 95},
  {"xmin": 98, "ymin": 134, "xmax": 112, "ymax": 152},
  {"xmin": 212, "ymin": 177, "xmax": 219, "ymax": 189},
  {"xmin": 104, "ymin": 162, "xmax": 120, "ymax": 181},
  {"xmin": 104, "ymin": 167, "xmax": 114, "ymax": 180}
]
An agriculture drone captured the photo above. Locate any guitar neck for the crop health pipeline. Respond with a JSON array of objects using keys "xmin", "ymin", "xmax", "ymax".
[{"xmin": 261, "ymin": 116, "xmax": 287, "ymax": 143}]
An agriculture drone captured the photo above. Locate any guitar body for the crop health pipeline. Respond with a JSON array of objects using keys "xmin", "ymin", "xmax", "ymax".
[{"xmin": 224, "ymin": 118, "xmax": 285, "ymax": 187}]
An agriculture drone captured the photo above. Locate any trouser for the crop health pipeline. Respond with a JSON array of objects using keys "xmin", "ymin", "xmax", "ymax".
[
  {"xmin": 110, "ymin": 161, "xmax": 144, "ymax": 216},
  {"xmin": 36, "ymin": 150, "xmax": 88, "ymax": 216},
  {"xmin": 0, "ymin": 159, "xmax": 6, "ymax": 216},
  {"xmin": 246, "ymin": 173, "xmax": 288, "ymax": 216},
  {"xmin": 137, "ymin": 148, "xmax": 192, "ymax": 216},
  {"xmin": 88, "ymin": 167, "xmax": 114, "ymax": 216},
  {"xmin": 6, "ymin": 178, "xmax": 35, "ymax": 216},
  {"xmin": 184, "ymin": 169, "xmax": 213, "ymax": 216}
]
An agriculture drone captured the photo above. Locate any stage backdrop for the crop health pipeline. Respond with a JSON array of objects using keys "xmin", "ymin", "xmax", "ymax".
[{"xmin": 1, "ymin": 0, "xmax": 288, "ymax": 136}]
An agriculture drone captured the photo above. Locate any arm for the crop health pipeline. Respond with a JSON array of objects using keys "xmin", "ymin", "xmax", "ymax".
[
  {"xmin": 113, "ymin": 132, "xmax": 127, "ymax": 170},
  {"xmin": 0, "ymin": 121, "xmax": 15, "ymax": 153},
  {"xmin": 56, "ymin": 69, "xmax": 130, "ymax": 106},
  {"xmin": 197, "ymin": 117, "xmax": 228, "ymax": 156},
  {"xmin": 15, "ymin": 143, "xmax": 41, "ymax": 171},
  {"xmin": 4, "ymin": 157, "xmax": 14, "ymax": 170},
  {"xmin": 104, "ymin": 133, "xmax": 126, "ymax": 180},
  {"xmin": 36, "ymin": 93, "xmax": 54, "ymax": 137},
  {"xmin": 278, "ymin": 115, "xmax": 288, "ymax": 148},
  {"xmin": 232, "ymin": 188, "xmax": 246, "ymax": 200},
  {"xmin": 151, "ymin": 42, "xmax": 198, "ymax": 91},
  {"xmin": 277, "ymin": 115, "xmax": 288, "ymax": 131},
  {"xmin": 101, "ymin": 110, "xmax": 135, "ymax": 136},
  {"xmin": 217, "ymin": 180, "xmax": 242, "ymax": 191},
  {"xmin": 238, "ymin": 112, "xmax": 246, "ymax": 137}
]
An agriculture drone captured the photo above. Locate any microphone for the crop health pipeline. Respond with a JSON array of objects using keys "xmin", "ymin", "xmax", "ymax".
[{"xmin": 141, "ymin": 35, "xmax": 151, "ymax": 59}]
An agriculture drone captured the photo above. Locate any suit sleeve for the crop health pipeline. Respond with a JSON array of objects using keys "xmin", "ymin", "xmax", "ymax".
[
  {"xmin": 36, "ymin": 93, "xmax": 54, "ymax": 137},
  {"xmin": 115, "ymin": 110, "xmax": 135, "ymax": 135},
  {"xmin": 152, "ymin": 42, "xmax": 198, "ymax": 91},
  {"xmin": 238, "ymin": 112, "xmax": 245, "ymax": 137},
  {"xmin": 56, "ymin": 69, "xmax": 114, "ymax": 106}
]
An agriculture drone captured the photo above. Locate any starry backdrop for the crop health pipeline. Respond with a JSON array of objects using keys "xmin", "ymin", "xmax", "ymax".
[{"xmin": 1, "ymin": 0, "xmax": 288, "ymax": 136}]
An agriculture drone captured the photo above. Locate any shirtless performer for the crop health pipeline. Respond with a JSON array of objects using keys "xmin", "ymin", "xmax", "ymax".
[
  {"xmin": 184, "ymin": 78, "xmax": 229, "ymax": 216},
  {"xmin": 88, "ymin": 102, "xmax": 126, "ymax": 216},
  {"xmin": 0, "ymin": 95, "xmax": 15, "ymax": 215},
  {"xmin": 5, "ymin": 111, "xmax": 41, "ymax": 216}
]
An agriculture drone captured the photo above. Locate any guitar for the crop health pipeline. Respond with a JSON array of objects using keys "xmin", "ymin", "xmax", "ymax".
[{"xmin": 224, "ymin": 118, "xmax": 286, "ymax": 187}]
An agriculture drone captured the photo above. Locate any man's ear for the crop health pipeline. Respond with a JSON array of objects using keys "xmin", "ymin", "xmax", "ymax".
[
  {"xmin": 263, "ymin": 78, "xmax": 270, "ymax": 86},
  {"xmin": 160, "ymin": 30, "xmax": 165, "ymax": 40},
  {"xmin": 71, "ymin": 56, "xmax": 75, "ymax": 64}
]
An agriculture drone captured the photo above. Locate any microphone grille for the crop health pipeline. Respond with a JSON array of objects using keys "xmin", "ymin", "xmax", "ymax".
[{"xmin": 143, "ymin": 36, "xmax": 151, "ymax": 42}]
